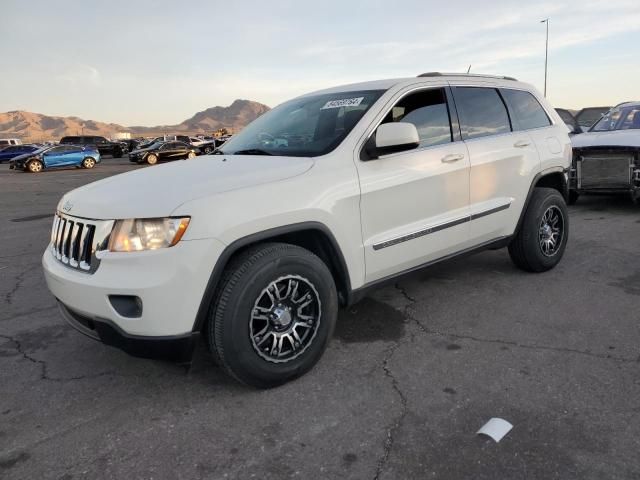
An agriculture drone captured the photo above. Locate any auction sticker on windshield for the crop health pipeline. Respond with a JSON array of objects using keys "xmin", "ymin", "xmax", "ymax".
[{"xmin": 321, "ymin": 97, "xmax": 364, "ymax": 109}]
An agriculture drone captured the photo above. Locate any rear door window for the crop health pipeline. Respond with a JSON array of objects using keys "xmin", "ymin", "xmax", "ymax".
[
  {"xmin": 501, "ymin": 89, "xmax": 551, "ymax": 130},
  {"xmin": 453, "ymin": 87, "xmax": 511, "ymax": 140}
]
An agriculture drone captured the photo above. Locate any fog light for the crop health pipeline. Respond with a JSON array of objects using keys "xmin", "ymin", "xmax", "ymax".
[{"xmin": 109, "ymin": 295, "xmax": 143, "ymax": 318}]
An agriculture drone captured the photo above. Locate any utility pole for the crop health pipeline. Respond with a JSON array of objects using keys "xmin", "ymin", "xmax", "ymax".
[{"xmin": 541, "ymin": 18, "xmax": 549, "ymax": 97}]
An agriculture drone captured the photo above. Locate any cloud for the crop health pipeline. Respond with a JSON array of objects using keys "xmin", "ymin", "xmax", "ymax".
[{"xmin": 56, "ymin": 65, "xmax": 102, "ymax": 87}]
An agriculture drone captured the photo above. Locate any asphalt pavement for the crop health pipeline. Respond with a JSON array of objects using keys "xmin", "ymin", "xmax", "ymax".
[{"xmin": 1, "ymin": 157, "xmax": 639, "ymax": 479}]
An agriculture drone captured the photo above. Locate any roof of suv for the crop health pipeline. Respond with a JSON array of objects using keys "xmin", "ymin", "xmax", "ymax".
[{"xmin": 303, "ymin": 73, "xmax": 527, "ymax": 98}]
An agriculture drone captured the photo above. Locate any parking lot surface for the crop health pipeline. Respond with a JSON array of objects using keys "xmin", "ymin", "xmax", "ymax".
[{"xmin": 1, "ymin": 159, "xmax": 639, "ymax": 479}]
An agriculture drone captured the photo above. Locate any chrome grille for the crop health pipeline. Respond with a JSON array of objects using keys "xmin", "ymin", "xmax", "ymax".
[{"xmin": 50, "ymin": 213, "xmax": 113, "ymax": 274}]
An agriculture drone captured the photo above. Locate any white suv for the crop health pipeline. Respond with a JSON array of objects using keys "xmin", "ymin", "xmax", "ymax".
[{"xmin": 43, "ymin": 73, "xmax": 571, "ymax": 387}]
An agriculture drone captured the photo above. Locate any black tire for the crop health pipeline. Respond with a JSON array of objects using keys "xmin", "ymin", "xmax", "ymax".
[
  {"xmin": 204, "ymin": 146, "xmax": 213, "ymax": 154},
  {"xmin": 27, "ymin": 159, "xmax": 43, "ymax": 173},
  {"xmin": 508, "ymin": 187, "xmax": 569, "ymax": 272},
  {"xmin": 113, "ymin": 149, "xmax": 123, "ymax": 158},
  {"xmin": 82, "ymin": 157, "xmax": 96, "ymax": 169},
  {"xmin": 567, "ymin": 190, "xmax": 579, "ymax": 205},
  {"xmin": 208, "ymin": 243, "xmax": 338, "ymax": 388}
]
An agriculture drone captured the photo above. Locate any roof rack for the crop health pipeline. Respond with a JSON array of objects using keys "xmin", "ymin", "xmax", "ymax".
[{"xmin": 417, "ymin": 72, "xmax": 518, "ymax": 81}]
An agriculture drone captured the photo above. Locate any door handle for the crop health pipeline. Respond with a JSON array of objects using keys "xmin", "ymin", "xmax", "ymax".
[
  {"xmin": 514, "ymin": 140, "xmax": 531, "ymax": 148},
  {"xmin": 441, "ymin": 153, "xmax": 465, "ymax": 163}
]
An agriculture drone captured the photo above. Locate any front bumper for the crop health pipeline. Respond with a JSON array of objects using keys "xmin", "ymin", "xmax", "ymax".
[
  {"xmin": 58, "ymin": 301, "xmax": 197, "ymax": 362},
  {"xmin": 43, "ymin": 236, "xmax": 226, "ymax": 341}
]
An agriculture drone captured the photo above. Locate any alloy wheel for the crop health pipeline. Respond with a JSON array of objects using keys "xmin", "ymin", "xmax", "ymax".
[
  {"xmin": 249, "ymin": 275, "xmax": 321, "ymax": 363},
  {"xmin": 538, "ymin": 206, "xmax": 564, "ymax": 257}
]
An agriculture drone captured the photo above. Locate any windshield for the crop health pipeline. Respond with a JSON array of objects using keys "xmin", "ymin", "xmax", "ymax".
[
  {"xmin": 30, "ymin": 145, "xmax": 51, "ymax": 154},
  {"xmin": 591, "ymin": 105, "xmax": 640, "ymax": 131},
  {"xmin": 219, "ymin": 90, "xmax": 385, "ymax": 157}
]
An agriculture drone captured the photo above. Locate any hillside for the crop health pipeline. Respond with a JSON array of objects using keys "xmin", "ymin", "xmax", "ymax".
[{"xmin": 0, "ymin": 99, "xmax": 270, "ymax": 141}]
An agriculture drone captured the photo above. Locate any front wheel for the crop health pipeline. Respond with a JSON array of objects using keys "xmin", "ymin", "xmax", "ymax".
[
  {"xmin": 146, "ymin": 154, "xmax": 158, "ymax": 165},
  {"xmin": 82, "ymin": 157, "xmax": 96, "ymax": 169},
  {"xmin": 208, "ymin": 243, "xmax": 338, "ymax": 388},
  {"xmin": 508, "ymin": 188, "xmax": 569, "ymax": 272},
  {"xmin": 187, "ymin": 151, "xmax": 196, "ymax": 159},
  {"xmin": 113, "ymin": 149, "xmax": 123, "ymax": 158},
  {"xmin": 27, "ymin": 160, "xmax": 43, "ymax": 173}
]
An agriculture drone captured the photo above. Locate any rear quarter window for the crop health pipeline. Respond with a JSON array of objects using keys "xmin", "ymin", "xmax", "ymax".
[
  {"xmin": 453, "ymin": 87, "xmax": 511, "ymax": 140},
  {"xmin": 501, "ymin": 89, "xmax": 551, "ymax": 130}
]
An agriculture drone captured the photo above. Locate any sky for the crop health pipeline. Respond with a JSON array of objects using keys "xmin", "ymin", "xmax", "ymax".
[{"xmin": 0, "ymin": 0, "xmax": 638, "ymax": 126}]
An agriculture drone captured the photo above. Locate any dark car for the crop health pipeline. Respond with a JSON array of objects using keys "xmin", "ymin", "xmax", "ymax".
[
  {"xmin": 575, "ymin": 106, "xmax": 612, "ymax": 129},
  {"xmin": 569, "ymin": 101, "xmax": 640, "ymax": 204},
  {"xmin": 555, "ymin": 108, "xmax": 584, "ymax": 135},
  {"xmin": 60, "ymin": 135, "xmax": 127, "ymax": 158},
  {"xmin": 10, "ymin": 144, "xmax": 101, "ymax": 173},
  {"xmin": 137, "ymin": 135, "xmax": 192, "ymax": 151},
  {"xmin": 128, "ymin": 141, "xmax": 198, "ymax": 165},
  {"xmin": 0, "ymin": 144, "xmax": 41, "ymax": 163}
]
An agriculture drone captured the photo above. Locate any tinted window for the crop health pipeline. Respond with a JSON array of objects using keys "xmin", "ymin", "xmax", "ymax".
[
  {"xmin": 502, "ymin": 89, "xmax": 550, "ymax": 130},
  {"xmin": 454, "ymin": 87, "xmax": 511, "ymax": 139},
  {"xmin": 47, "ymin": 146, "xmax": 66, "ymax": 153},
  {"xmin": 380, "ymin": 88, "xmax": 452, "ymax": 148},
  {"xmin": 60, "ymin": 137, "xmax": 77, "ymax": 143}
]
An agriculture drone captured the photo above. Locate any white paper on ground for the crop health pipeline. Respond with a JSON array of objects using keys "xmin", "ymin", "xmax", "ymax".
[{"xmin": 476, "ymin": 418, "xmax": 513, "ymax": 443}]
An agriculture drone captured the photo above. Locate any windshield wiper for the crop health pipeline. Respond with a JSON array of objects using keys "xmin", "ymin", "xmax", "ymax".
[{"xmin": 233, "ymin": 148, "xmax": 273, "ymax": 156}]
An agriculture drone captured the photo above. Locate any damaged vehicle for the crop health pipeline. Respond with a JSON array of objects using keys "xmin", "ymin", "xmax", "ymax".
[{"xmin": 569, "ymin": 101, "xmax": 640, "ymax": 204}]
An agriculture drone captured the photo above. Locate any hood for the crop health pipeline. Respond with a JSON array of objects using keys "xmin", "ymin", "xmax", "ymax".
[
  {"xmin": 130, "ymin": 146, "xmax": 155, "ymax": 154},
  {"xmin": 571, "ymin": 129, "xmax": 640, "ymax": 149},
  {"xmin": 12, "ymin": 152, "xmax": 40, "ymax": 163},
  {"xmin": 59, "ymin": 155, "xmax": 314, "ymax": 219}
]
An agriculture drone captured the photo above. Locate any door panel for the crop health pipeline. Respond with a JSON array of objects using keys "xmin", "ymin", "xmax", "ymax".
[
  {"xmin": 357, "ymin": 143, "xmax": 470, "ymax": 282},
  {"xmin": 451, "ymin": 85, "xmax": 540, "ymax": 243},
  {"xmin": 357, "ymin": 86, "xmax": 472, "ymax": 283},
  {"xmin": 43, "ymin": 149, "xmax": 65, "ymax": 166},
  {"xmin": 465, "ymin": 133, "xmax": 539, "ymax": 243}
]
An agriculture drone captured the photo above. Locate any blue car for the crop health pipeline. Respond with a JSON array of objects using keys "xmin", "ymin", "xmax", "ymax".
[
  {"xmin": 0, "ymin": 144, "xmax": 41, "ymax": 163},
  {"xmin": 10, "ymin": 145, "xmax": 101, "ymax": 173}
]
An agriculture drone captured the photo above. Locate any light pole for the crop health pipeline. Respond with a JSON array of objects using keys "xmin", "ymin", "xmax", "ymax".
[{"xmin": 541, "ymin": 18, "xmax": 549, "ymax": 97}]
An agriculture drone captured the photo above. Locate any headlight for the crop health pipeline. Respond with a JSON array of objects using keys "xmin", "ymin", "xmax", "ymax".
[{"xmin": 108, "ymin": 217, "xmax": 190, "ymax": 252}]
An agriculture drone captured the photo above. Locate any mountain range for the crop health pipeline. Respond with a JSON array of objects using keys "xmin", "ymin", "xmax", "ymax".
[{"xmin": 0, "ymin": 99, "xmax": 271, "ymax": 141}]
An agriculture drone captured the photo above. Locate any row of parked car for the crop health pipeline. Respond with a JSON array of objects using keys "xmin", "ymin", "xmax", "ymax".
[{"xmin": 1, "ymin": 134, "xmax": 231, "ymax": 172}]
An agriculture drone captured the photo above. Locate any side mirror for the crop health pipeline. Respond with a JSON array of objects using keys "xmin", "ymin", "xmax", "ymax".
[{"xmin": 366, "ymin": 122, "xmax": 420, "ymax": 159}]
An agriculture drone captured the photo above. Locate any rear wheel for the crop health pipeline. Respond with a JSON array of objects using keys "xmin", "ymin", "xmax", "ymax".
[
  {"xmin": 82, "ymin": 157, "xmax": 96, "ymax": 169},
  {"xmin": 146, "ymin": 154, "xmax": 158, "ymax": 165},
  {"xmin": 27, "ymin": 160, "xmax": 43, "ymax": 173},
  {"xmin": 207, "ymin": 243, "xmax": 338, "ymax": 388},
  {"xmin": 508, "ymin": 188, "xmax": 568, "ymax": 272},
  {"xmin": 113, "ymin": 148, "xmax": 123, "ymax": 158},
  {"xmin": 203, "ymin": 146, "xmax": 213, "ymax": 154},
  {"xmin": 187, "ymin": 151, "xmax": 196, "ymax": 159}
]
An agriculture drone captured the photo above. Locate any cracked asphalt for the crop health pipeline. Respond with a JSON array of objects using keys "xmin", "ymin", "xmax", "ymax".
[{"xmin": 1, "ymin": 159, "xmax": 639, "ymax": 479}]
